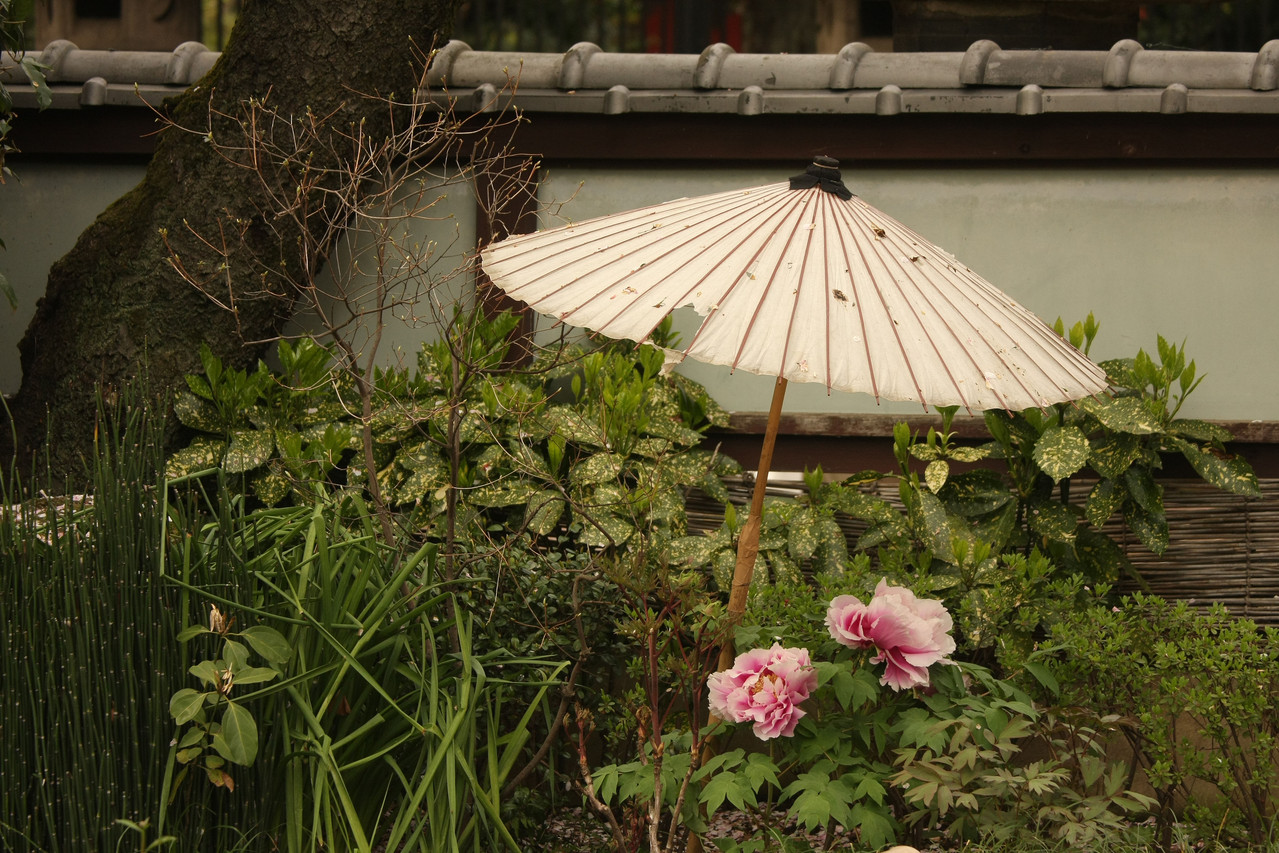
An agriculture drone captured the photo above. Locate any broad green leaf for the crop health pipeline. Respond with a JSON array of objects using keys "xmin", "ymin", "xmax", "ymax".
[
  {"xmin": 1099, "ymin": 357, "xmax": 1140, "ymax": 389},
  {"xmin": 940, "ymin": 469, "xmax": 1013, "ymax": 516},
  {"xmin": 786, "ymin": 510, "xmax": 820, "ymax": 562},
  {"xmin": 1072, "ymin": 529, "xmax": 1132, "ymax": 583},
  {"xmin": 215, "ymin": 702, "xmax": 258, "ymax": 766},
  {"xmin": 1167, "ymin": 436, "xmax": 1261, "ymax": 498},
  {"xmin": 177, "ymin": 624, "xmax": 209, "ymax": 642},
  {"xmin": 469, "ymin": 481, "xmax": 538, "ymax": 508},
  {"xmin": 1085, "ymin": 479, "xmax": 1124, "ymax": 528},
  {"xmin": 173, "ymin": 390, "xmax": 223, "ymax": 431},
  {"xmin": 229, "ymin": 666, "xmax": 278, "ymax": 686},
  {"xmin": 909, "ymin": 444, "xmax": 943, "ymax": 462},
  {"xmin": 911, "ymin": 487, "xmax": 954, "ymax": 561},
  {"xmin": 1033, "ymin": 424, "xmax": 1090, "ymax": 483},
  {"xmin": 240, "ymin": 625, "xmax": 292, "ymax": 663},
  {"xmin": 397, "ymin": 440, "xmax": 446, "ymax": 472},
  {"xmin": 575, "ymin": 510, "xmax": 635, "ymax": 548},
  {"xmin": 1169, "ymin": 418, "xmax": 1233, "ymax": 443},
  {"xmin": 392, "ymin": 464, "xmax": 446, "ymax": 504},
  {"xmin": 665, "ymin": 534, "xmax": 720, "ymax": 568},
  {"xmin": 169, "ymin": 688, "xmax": 206, "ymax": 725},
  {"xmin": 1088, "ymin": 432, "xmax": 1142, "ymax": 479},
  {"xmin": 644, "ymin": 416, "xmax": 704, "ymax": 447},
  {"xmin": 165, "ymin": 437, "xmax": 227, "ymax": 480},
  {"xmin": 188, "ymin": 660, "xmax": 219, "ymax": 687},
  {"xmin": 1123, "ymin": 467, "xmax": 1163, "ymax": 515},
  {"xmin": 1022, "ymin": 661, "xmax": 1060, "ymax": 696},
  {"xmin": 569, "ymin": 453, "xmax": 625, "ymax": 487},
  {"xmin": 924, "ymin": 459, "xmax": 949, "ymax": 493},
  {"xmin": 1080, "ymin": 396, "xmax": 1162, "ymax": 434},
  {"xmin": 946, "ymin": 445, "xmax": 992, "ymax": 463},
  {"xmin": 249, "ymin": 465, "xmax": 292, "ymax": 507},
  {"xmin": 1124, "ymin": 502, "xmax": 1169, "ymax": 555},
  {"xmin": 526, "ymin": 493, "xmax": 565, "ymax": 535},
  {"xmin": 538, "ymin": 408, "xmax": 607, "ymax": 448},
  {"xmin": 1028, "ymin": 499, "xmax": 1078, "ymax": 543},
  {"xmin": 223, "ymin": 428, "xmax": 274, "ymax": 474}
]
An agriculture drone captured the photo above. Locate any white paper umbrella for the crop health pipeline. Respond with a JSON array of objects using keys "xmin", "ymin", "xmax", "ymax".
[{"xmin": 481, "ymin": 158, "xmax": 1108, "ymax": 622}]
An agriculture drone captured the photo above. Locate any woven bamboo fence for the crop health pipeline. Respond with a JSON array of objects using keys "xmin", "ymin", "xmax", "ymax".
[{"xmin": 685, "ymin": 476, "xmax": 1279, "ymax": 626}]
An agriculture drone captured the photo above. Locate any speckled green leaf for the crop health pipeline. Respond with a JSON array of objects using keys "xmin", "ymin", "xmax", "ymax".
[
  {"xmin": 940, "ymin": 470, "xmax": 1012, "ymax": 516},
  {"xmin": 469, "ymin": 481, "xmax": 537, "ymax": 508},
  {"xmin": 393, "ymin": 465, "xmax": 446, "ymax": 505},
  {"xmin": 828, "ymin": 487, "xmax": 896, "ymax": 522},
  {"xmin": 1123, "ymin": 467, "xmax": 1163, "ymax": 516},
  {"xmin": 1033, "ymin": 424, "xmax": 1090, "ymax": 483},
  {"xmin": 526, "ymin": 493, "xmax": 565, "ymax": 535},
  {"xmin": 539, "ymin": 408, "xmax": 607, "ymax": 449},
  {"xmin": 765, "ymin": 549, "xmax": 803, "ymax": 585},
  {"xmin": 1099, "ymin": 358, "xmax": 1141, "ymax": 390},
  {"xmin": 1169, "ymin": 419, "xmax": 1233, "ymax": 444},
  {"xmin": 1073, "ymin": 529, "xmax": 1131, "ymax": 585},
  {"xmin": 1028, "ymin": 499, "xmax": 1078, "ymax": 543},
  {"xmin": 969, "ymin": 501, "xmax": 1018, "ymax": 551},
  {"xmin": 173, "ymin": 390, "xmax": 224, "ymax": 432},
  {"xmin": 1088, "ymin": 433, "xmax": 1142, "ymax": 479},
  {"xmin": 570, "ymin": 453, "xmax": 624, "ymax": 487},
  {"xmin": 1085, "ymin": 479, "xmax": 1124, "ymax": 528},
  {"xmin": 910, "ymin": 488, "xmax": 954, "ymax": 561},
  {"xmin": 665, "ymin": 534, "xmax": 720, "ymax": 569},
  {"xmin": 787, "ymin": 510, "xmax": 820, "ymax": 563},
  {"xmin": 165, "ymin": 437, "xmax": 227, "ymax": 480},
  {"xmin": 1167, "ymin": 436, "xmax": 1261, "ymax": 498},
  {"xmin": 633, "ymin": 437, "xmax": 674, "ymax": 458},
  {"xmin": 297, "ymin": 421, "xmax": 360, "ymax": 451},
  {"xmin": 397, "ymin": 440, "xmax": 446, "ymax": 473},
  {"xmin": 814, "ymin": 517, "xmax": 849, "ymax": 573},
  {"xmin": 1124, "ymin": 502, "xmax": 1169, "ymax": 555},
  {"xmin": 650, "ymin": 487, "xmax": 686, "ymax": 527},
  {"xmin": 645, "ymin": 417, "xmax": 704, "ymax": 447},
  {"xmin": 295, "ymin": 398, "xmax": 349, "ymax": 426},
  {"xmin": 946, "ymin": 445, "xmax": 991, "ymax": 463},
  {"xmin": 924, "ymin": 459, "xmax": 949, "ymax": 493},
  {"xmin": 1080, "ymin": 396, "xmax": 1162, "ymax": 435},
  {"xmin": 575, "ymin": 510, "xmax": 634, "ymax": 548},
  {"xmin": 909, "ymin": 444, "xmax": 943, "ymax": 462},
  {"xmin": 712, "ymin": 549, "xmax": 736, "ymax": 592},
  {"xmin": 250, "ymin": 464, "xmax": 292, "ymax": 507},
  {"xmin": 224, "ymin": 428, "xmax": 275, "ymax": 474}
]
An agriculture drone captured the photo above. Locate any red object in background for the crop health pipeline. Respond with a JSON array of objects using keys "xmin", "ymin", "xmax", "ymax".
[{"xmin": 644, "ymin": 0, "xmax": 742, "ymax": 53}]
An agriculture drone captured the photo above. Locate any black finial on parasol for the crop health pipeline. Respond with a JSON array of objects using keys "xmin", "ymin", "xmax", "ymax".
[{"xmin": 789, "ymin": 155, "xmax": 853, "ymax": 200}]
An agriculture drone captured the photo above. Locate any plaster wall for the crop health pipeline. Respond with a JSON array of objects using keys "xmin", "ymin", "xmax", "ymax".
[
  {"xmin": 4, "ymin": 162, "xmax": 1276, "ymax": 423},
  {"xmin": 537, "ymin": 165, "xmax": 1279, "ymax": 422}
]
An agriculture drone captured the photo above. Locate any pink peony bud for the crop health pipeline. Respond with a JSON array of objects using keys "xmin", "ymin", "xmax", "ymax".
[
  {"xmin": 825, "ymin": 579, "xmax": 956, "ymax": 691},
  {"xmin": 707, "ymin": 643, "xmax": 817, "ymax": 740}
]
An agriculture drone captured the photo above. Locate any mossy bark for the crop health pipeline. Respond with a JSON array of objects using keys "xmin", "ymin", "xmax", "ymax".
[{"xmin": 6, "ymin": 0, "xmax": 460, "ymax": 479}]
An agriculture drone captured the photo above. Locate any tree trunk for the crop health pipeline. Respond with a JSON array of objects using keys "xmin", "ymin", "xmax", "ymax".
[{"xmin": 6, "ymin": 0, "xmax": 460, "ymax": 479}]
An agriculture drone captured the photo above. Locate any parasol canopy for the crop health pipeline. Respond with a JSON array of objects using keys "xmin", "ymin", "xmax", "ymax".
[
  {"xmin": 480, "ymin": 157, "xmax": 1109, "ymax": 640},
  {"xmin": 480, "ymin": 158, "xmax": 1109, "ymax": 413}
]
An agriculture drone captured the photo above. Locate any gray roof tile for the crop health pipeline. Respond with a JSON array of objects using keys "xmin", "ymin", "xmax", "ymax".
[{"xmin": 5, "ymin": 37, "xmax": 1279, "ymax": 116}]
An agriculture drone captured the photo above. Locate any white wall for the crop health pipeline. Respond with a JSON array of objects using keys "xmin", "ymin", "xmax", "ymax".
[
  {"xmin": 537, "ymin": 165, "xmax": 1279, "ymax": 421},
  {"xmin": 6, "ymin": 161, "xmax": 1277, "ymax": 422},
  {"xmin": 0, "ymin": 161, "xmax": 146, "ymax": 395}
]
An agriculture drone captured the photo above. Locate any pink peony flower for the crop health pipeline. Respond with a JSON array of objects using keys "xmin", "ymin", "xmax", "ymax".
[
  {"xmin": 825, "ymin": 579, "xmax": 956, "ymax": 691},
  {"xmin": 707, "ymin": 644, "xmax": 817, "ymax": 740}
]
